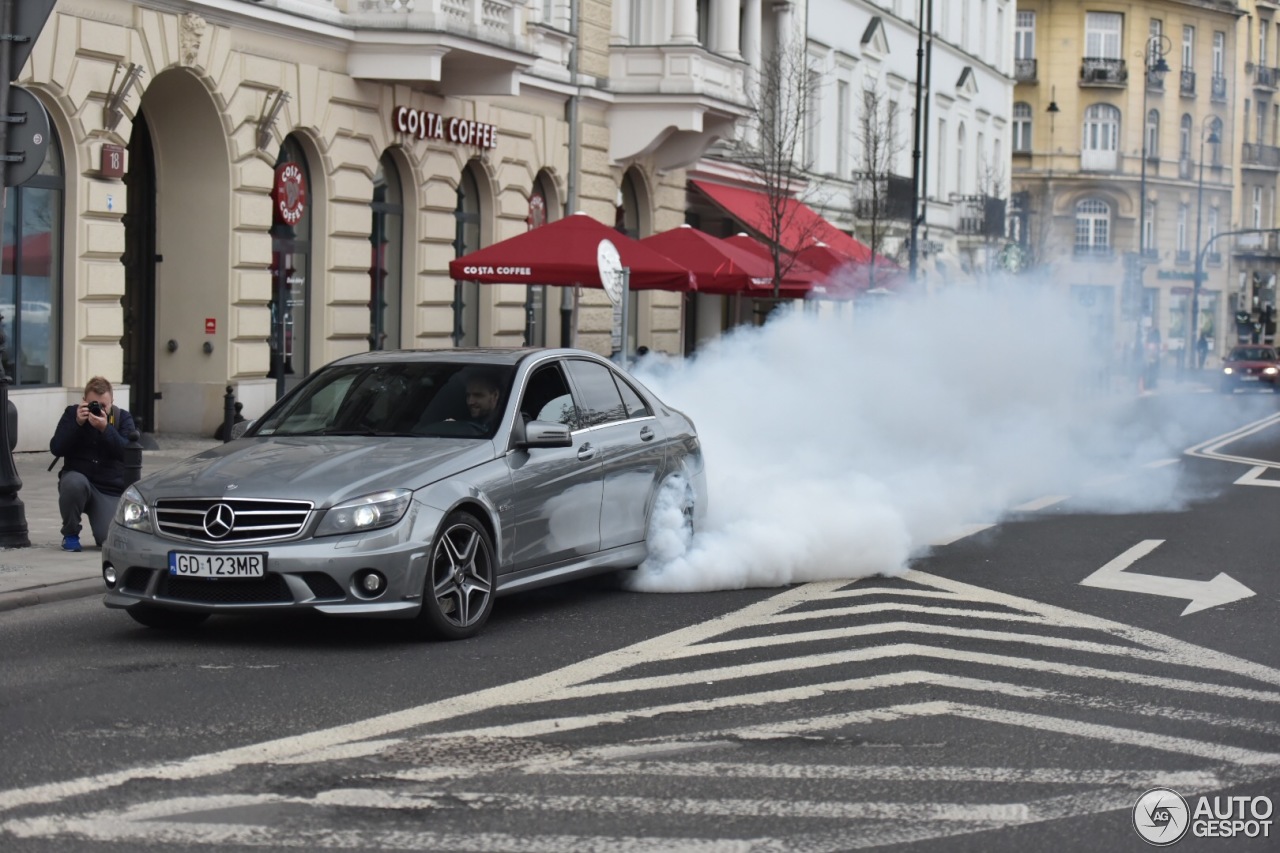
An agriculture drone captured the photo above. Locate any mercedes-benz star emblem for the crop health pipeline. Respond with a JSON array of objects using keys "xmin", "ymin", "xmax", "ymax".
[{"xmin": 202, "ymin": 503, "xmax": 236, "ymax": 539}]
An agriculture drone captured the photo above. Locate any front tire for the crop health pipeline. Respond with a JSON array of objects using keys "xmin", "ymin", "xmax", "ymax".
[
  {"xmin": 127, "ymin": 605, "xmax": 210, "ymax": 630},
  {"xmin": 412, "ymin": 511, "xmax": 496, "ymax": 640}
]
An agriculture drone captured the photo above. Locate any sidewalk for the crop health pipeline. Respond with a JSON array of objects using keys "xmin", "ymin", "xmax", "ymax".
[{"xmin": 0, "ymin": 435, "xmax": 222, "ymax": 613}]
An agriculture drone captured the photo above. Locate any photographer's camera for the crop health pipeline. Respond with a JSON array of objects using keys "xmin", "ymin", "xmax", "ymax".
[{"xmin": 87, "ymin": 401, "xmax": 102, "ymax": 417}]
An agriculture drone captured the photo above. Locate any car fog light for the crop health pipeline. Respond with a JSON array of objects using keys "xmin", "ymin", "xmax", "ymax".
[
  {"xmin": 103, "ymin": 564, "xmax": 117, "ymax": 589},
  {"xmin": 355, "ymin": 570, "xmax": 386, "ymax": 598}
]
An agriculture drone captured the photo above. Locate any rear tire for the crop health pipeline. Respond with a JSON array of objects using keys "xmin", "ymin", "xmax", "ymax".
[
  {"xmin": 411, "ymin": 511, "xmax": 496, "ymax": 640},
  {"xmin": 127, "ymin": 605, "xmax": 210, "ymax": 630}
]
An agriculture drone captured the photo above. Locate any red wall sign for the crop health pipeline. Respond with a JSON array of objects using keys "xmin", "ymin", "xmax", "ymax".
[
  {"xmin": 393, "ymin": 106, "xmax": 499, "ymax": 149},
  {"xmin": 272, "ymin": 161, "xmax": 307, "ymax": 226},
  {"xmin": 205, "ymin": 318, "xmax": 216, "ymax": 334},
  {"xmin": 101, "ymin": 143, "xmax": 125, "ymax": 179}
]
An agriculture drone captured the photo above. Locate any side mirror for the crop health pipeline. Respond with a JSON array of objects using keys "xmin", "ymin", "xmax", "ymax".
[
  {"xmin": 517, "ymin": 420, "xmax": 572, "ymax": 449},
  {"xmin": 230, "ymin": 419, "xmax": 255, "ymax": 440}
]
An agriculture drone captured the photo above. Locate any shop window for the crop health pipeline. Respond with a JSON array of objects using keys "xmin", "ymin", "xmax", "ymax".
[
  {"xmin": 269, "ymin": 135, "xmax": 313, "ymax": 397},
  {"xmin": 2, "ymin": 121, "xmax": 63, "ymax": 386},
  {"xmin": 454, "ymin": 163, "xmax": 483, "ymax": 347},
  {"xmin": 370, "ymin": 151, "xmax": 403, "ymax": 351}
]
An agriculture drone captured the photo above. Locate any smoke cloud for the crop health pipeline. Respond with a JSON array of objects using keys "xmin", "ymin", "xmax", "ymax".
[{"xmin": 624, "ymin": 281, "xmax": 1220, "ymax": 593}]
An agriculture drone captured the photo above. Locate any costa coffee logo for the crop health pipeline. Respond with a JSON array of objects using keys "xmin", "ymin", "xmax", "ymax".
[
  {"xmin": 393, "ymin": 106, "xmax": 498, "ymax": 149},
  {"xmin": 272, "ymin": 162, "xmax": 307, "ymax": 226}
]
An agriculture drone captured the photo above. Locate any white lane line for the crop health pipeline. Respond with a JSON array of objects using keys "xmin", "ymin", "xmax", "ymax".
[
  {"xmin": 903, "ymin": 569, "xmax": 1280, "ymax": 688},
  {"xmin": 1012, "ymin": 495, "xmax": 1069, "ymax": 512},
  {"xmin": 929, "ymin": 523, "xmax": 996, "ymax": 546},
  {"xmin": 944, "ymin": 702, "xmax": 1280, "ymax": 766},
  {"xmin": 545, "ymin": 761, "xmax": 1224, "ymax": 789},
  {"xmin": 1143, "ymin": 458, "xmax": 1180, "ymax": 469},
  {"xmin": 0, "ymin": 580, "xmax": 849, "ymax": 814},
  {"xmin": 675, "ymin": 621, "xmax": 1142, "ymax": 659},
  {"xmin": 271, "ymin": 739, "xmax": 402, "ymax": 765},
  {"xmin": 1185, "ymin": 411, "xmax": 1280, "ymax": 466},
  {"xmin": 766, "ymin": 602, "xmax": 1053, "ymax": 627},
  {"xmin": 1235, "ymin": 466, "xmax": 1280, "ymax": 487}
]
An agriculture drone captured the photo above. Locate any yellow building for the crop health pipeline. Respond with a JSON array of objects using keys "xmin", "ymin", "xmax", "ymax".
[{"xmin": 1012, "ymin": 0, "xmax": 1244, "ymax": 374}]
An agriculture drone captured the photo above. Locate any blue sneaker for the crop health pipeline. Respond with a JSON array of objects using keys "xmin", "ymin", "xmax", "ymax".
[{"xmin": 61, "ymin": 535, "xmax": 82, "ymax": 552}]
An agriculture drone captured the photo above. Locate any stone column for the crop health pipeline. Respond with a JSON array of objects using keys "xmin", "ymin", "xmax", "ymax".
[
  {"xmin": 742, "ymin": 0, "xmax": 761, "ymax": 66},
  {"xmin": 672, "ymin": 0, "xmax": 698, "ymax": 44},
  {"xmin": 715, "ymin": 0, "xmax": 742, "ymax": 58}
]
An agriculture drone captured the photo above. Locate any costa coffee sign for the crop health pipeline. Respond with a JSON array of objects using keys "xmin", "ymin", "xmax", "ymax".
[
  {"xmin": 272, "ymin": 161, "xmax": 307, "ymax": 226},
  {"xmin": 393, "ymin": 106, "xmax": 498, "ymax": 149}
]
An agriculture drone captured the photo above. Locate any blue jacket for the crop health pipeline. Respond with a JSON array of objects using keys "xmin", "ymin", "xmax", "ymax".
[{"xmin": 49, "ymin": 404, "xmax": 136, "ymax": 496}]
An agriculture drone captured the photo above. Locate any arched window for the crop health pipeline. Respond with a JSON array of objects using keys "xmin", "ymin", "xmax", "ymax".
[
  {"xmin": 2, "ymin": 120, "xmax": 63, "ymax": 386},
  {"xmin": 1082, "ymin": 104, "xmax": 1120, "ymax": 150},
  {"xmin": 1180, "ymin": 113, "xmax": 1193, "ymax": 160},
  {"xmin": 453, "ymin": 162, "xmax": 484, "ymax": 347},
  {"xmin": 1074, "ymin": 198, "xmax": 1111, "ymax": 255},
  {"xmin": 269, "ymin": 135, "xmax": 313, "ymax": 397},
  {"xmin": 1145, "ymin": 109, "xmax": 1160, "ymax": 159},
  {"xmin": 370, "ymin": 151, "xmax": 404, "ymax": 351},
  {"xmin": 525, "ymin": 170, "xmax": 558, "ymax": 346},
  {"xmin": 1013, "ymin": 102, "xmax": 1032, "ymax": 152}
]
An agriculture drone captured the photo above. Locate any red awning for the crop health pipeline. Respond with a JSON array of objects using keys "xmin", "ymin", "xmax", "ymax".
[
  {"xmin": 448, "ymin": 213, "xmax": 694, "ymax": 291},
  {"xmin": 720, "ymin": 234, "xmax": 820, "ymax": 298},
  {"xmin": 794, "ymin": 242, "xmax": 902, "ymax": 296},
  {"xmin": 639, "ymin": 226, "xmax": 774, "ymax": 295},
  {"xmin": 691, "ymin": 179, "xmax": 875, "ymax": 261}
]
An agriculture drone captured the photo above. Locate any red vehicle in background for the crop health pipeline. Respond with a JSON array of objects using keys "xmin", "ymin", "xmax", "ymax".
[{"xmin": 1220, "ymin": 345, "xmax": 1280, "ymax": 392}]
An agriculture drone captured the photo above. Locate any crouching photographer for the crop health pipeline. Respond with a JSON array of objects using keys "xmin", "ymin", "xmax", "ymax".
[{"xmin": 49, "ymin": 376, "xmax": 136, "ymax": 552}]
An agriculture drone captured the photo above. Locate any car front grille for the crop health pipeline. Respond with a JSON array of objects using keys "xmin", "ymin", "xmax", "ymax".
[
  {"xmin": 155, "ymin": 573, "xmax": 293, "ymax": 604},
  {"xmin": 154, "ymin": 498, "xmax": 312, "ymax": 544}
]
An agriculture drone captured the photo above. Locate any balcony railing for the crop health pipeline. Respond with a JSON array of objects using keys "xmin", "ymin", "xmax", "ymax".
[
  {"xmin": 1146, "ymin": 68, "xmax": 1165, "ymax": 91},
  {"xmin": 1176, "ymin": 249, "xmax": 1192, "ymax": 264},
  {"xmin": 1235, "ymin": 232, "xmax": 1280, "ymax": 255},
  {"xmin": 1180, "ymin": 69, "xmax": 1196, "ymax": 96},
  {"xmin": 1080, "ymin": 57, "xmax": 1128, "ymax": 87},
  {"xmin": 1254, "ymin": 64, "xmax": 1280, "ymax": 89},
  {"xmin": 1242, "ymin": 142, "xmax": 1280, "ymax": 169},
  {"xmin": 1178, "ymin": 158, "xmax": 1193, "ymax": 179},
  {"xmin": 1212, "ymin": 74, "xmax": 1229, "ymax": 101},
  {"xmin": 1014, "ymin": 58, "xmax": 1037, "ymax": 83},
  {"xmin": 1208, "ymin": 251, "xmax": 1223, "ymax": 265},
  {"xmin": 1073, "ymin": 244, "xmax": 1114, "ymax": 258}
]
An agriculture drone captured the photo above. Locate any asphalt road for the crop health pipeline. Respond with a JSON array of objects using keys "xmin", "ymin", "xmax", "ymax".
[{"xmin": 0, "ymin": 389, "xmax": 1277, "ymax": 852}]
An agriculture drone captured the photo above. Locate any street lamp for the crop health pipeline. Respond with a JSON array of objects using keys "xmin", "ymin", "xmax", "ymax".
[
  {"xmin": 1135, "ymin": 35, "xmax": 1171, "ymax": 379},
  {"xmin": 1188, "ymin": 119, "xmax": 1223, "ymax": 373}
]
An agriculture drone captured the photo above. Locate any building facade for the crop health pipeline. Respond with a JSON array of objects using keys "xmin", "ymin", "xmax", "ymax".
[
  {"xmin": 6, "ymin": 0, "xmax": 750, "ymax": 449},
  {"xmin": 1011, "ymin": 0, "xmax": 1246, "ymax": 372}
]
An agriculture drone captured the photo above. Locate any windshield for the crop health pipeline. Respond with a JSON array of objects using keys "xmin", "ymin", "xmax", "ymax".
[
  {"xmin": 1229, "ymin": 347, "xmax": 1277, "ymax": 362},
  {"xmin": 253, "ymin": 362, "xmax": 516, "ymax": 439}
]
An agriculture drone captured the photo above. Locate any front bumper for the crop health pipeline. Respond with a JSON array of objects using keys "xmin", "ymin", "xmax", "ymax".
[{"xmin": 101, "ymin": 504, "xmax": 443, "ymax": 618}]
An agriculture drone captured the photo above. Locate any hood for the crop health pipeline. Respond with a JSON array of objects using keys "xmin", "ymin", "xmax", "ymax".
[{"xmin": 137, "ymin": 436, "xmax": 497, "ymax": 507}]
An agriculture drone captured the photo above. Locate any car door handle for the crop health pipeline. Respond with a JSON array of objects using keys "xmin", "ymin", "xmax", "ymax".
[
  {"xmin": 577, "ymin": 443, "xmax": 596, "ymax": 461},
  {"xmin": 639, "ymin": 426, "xmax": 654, "ymax": 441}
]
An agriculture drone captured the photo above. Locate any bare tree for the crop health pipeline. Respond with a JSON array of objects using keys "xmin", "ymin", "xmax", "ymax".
[
  {"xmin": 961, "ymin": 154, "xmax": 1012, "ymax": 280},
  {"xmin": 851, "ymin": 82, "xmax": 907, "ymax": 289},
  {"xmin": 733, "ymin": 40, "xmax": 825, "ymax": 298}
]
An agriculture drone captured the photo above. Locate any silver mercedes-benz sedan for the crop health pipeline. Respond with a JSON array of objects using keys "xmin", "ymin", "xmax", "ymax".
[{"xmin": 102, "ymin": 348, "xmax": 706, "ymax": 639}]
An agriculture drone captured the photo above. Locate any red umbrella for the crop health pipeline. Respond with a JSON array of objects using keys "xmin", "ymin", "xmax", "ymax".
[
  {"xmin": 721, "ymin": 234, "xmax": 821, "ymax": 298},
  {"xmin": 448, "ymin": 212, "xmax": 694, "ymax": 291},
  {"xmin": 794, "ymin": 241, "xmax": 902, "ymax": 297},
  {"xmin": 640, "ymin": 226, "xmax": 773, "ymax": 295}
]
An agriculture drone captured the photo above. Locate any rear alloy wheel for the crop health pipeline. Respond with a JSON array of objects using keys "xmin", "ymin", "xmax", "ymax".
[
  {"xmin": 127, "ymin": 605, "xmax": 210, "ymax": 630},
  {"xmin": 415, "ymin": 511, "xmax": 495, "ymax": 640}
]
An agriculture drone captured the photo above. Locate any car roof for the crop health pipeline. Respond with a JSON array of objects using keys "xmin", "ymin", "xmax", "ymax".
[{"xmin": 327, "ymin": 347, "xmax": 608, "ymax": 368}]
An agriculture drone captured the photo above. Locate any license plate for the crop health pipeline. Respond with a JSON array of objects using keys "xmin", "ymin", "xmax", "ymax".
[
  {"xmin": 169, "ymin": 552, "xmax": 266, "ymax": 578},
  {"xmin": 1242, "ymin": 375, "xmax": 1260, "ymax": 381}
]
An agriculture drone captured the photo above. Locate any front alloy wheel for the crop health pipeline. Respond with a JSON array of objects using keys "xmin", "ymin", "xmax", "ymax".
[{"xmin": 415, "ymin": 511, "xmax": 495, "ymax": 640}]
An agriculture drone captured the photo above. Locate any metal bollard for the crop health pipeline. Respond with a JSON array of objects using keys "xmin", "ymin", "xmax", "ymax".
[
  {"xmin": 222, "ymin": 385, "xmax": 235, "ymax": 443},
  {"xmin": 122, "ymin": 430, "xmax": 143, "ymax": 488}
]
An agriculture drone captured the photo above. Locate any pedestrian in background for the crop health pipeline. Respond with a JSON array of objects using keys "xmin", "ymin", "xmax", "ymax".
[
  {"xmin": 49, "ymin": 376, "xmax": 136, "ymax": 552},
  {"xmin": 1196, "ymin": 332, "xmax": 1210, "ymax": 370}
]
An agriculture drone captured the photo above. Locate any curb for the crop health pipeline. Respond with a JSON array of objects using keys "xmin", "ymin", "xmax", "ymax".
[{"xmin": 0, "ymin": 578, "xmax": 103, "ymax": 613}]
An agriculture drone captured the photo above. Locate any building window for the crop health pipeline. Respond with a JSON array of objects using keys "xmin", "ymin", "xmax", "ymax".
[
  {"xmin": 1143, "ymin": 202, "xmax": 1156, "ymax": 253},
  {"xmin": 1254, "ymin": 186, "xmax": 1264, "ymax": 229},
  {"xmin": 1210, "ymin": 116, "xmax": 1224, "ymax": 164},
  {"xmin": 937, "ymin": 118, "xmax": 947, "ymax": 197},
  {"xmin": 1261, "ymin": 19, "xmax": 1269, "ymax": 67},
  {"xmin": 2, "ymin": 120, "xmax": 63, "ymax": 386},
  {"xmin": 1146, "ymin": 109, "xmax": 1159, "ymax": 158},
  {"xmin": 1013, "ymin": 102, "xmax": 1032, "ymax": 152},
  {"xmin": 269, "ymin": 135, "xmax": 313, "ymax": 396},
  {"xmin": 1085, "ymin": 12, "xmax": 1123, "ymax": 60},
  {"xmin": 1177, "ymin": 203, "xmax": 1188, "ymax": 253},
  {"xmin": 836, "ymin": 79, "xmax": 849, "ymax": 177},
  {"xmin": 1182, "ymin": 26, "xmax": 1195, "ymax": 67},
  {"xmin": 957, "ymin": 122, "xmax": 967, "ymax": 195},
  {"xmin": 369, "ymin": 151, "xmax": 403, "ymax": 351},
  {"xmin": 1149, "ymin": 19, "xmax": 1163, "ymax": 63},
  {"xmin": 454, "ymin": 163, "xmax": 484, "ymax": 347},
  {"xmin": 1260, "ymin": 106, "xmax": 1267, "ymax": 145},
  {"xmin": 1180, "ymin": 113, "xmax": 1192, "ymax": 161},
  {"xmin": 1075, "ymin": 198, "xmax": 1111, "ymax": 254},
  {"xmin": 1208, "ymin": 206, "xmax": 1219, "ymax": 248},
  {"xmin": 1084, "ymin": 104, "xmax": 1120, "ymax": 150},
  {"xmin": 1213, "ymin": 31, "xmax": 1225, "ymax": 75}
]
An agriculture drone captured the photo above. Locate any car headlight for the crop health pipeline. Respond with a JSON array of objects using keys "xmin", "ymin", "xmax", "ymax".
[
  {"xmin": 314, "ymin": 489, "xmax": 412, "ymax": 537},
  {"xmin": 115, "ymin": 485, "xmax": 152, "ymax": 533},
  {"xmin": 1224, "ymin": 367, "xmax": 1234, "ymax": 375},
  {"xmin": 1265, "ymin": 367, "xmax": 1278, "ymax": 375}
]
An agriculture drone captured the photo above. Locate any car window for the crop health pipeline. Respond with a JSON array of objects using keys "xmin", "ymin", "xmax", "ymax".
[
  {"xmin": 520, "ymin": 363, "xmax": 577, "ymax": 428},
  {"xmin": 564, "ymin": 359, "xmax": 627, "ymax": 428},
  {"xmin": 1231, "ymin": 347, "xmax": 1277, "ymax": 361},
  {"xmin": 613, "ymin": 374, "xmax": 651, "ymax": 419}
]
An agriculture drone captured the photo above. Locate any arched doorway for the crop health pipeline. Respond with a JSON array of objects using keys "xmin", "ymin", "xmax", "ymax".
[
  {"xmin": 370, "ymin": 150, "xmax": 404, "ymax": 351},
  {"xmin": 269, "ymin": 134, "xmax": 314, "ymax": 398},
  {"xmin": 453, "ymin": 162, "xmax": 484, "ymax": 346},
  {"xmin": 124, "ymin": 70, "xmax": 232, "ymax": 435}
]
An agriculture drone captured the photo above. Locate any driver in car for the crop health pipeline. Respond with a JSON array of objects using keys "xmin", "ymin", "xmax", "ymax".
[{"xmin": 462, "ymin": 370, "xmax": 503, "ymax": 429}]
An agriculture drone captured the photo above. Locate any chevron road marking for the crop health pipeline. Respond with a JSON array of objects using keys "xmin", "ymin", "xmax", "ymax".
[
  {"xmin": 1235, "ymin": 465, "xmax": 1280, "ymax": 487},
  {"xmin": 1185, "ymin": 410, "xmax": 1280, "ymax": 467}
]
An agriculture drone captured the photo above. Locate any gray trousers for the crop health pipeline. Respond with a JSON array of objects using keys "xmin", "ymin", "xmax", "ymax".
[{"xmin": 58, "ymin": 471, "xmax": 119, "ymax": 544}]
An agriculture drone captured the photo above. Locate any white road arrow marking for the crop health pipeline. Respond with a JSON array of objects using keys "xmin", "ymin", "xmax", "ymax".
[
  {"xmin": 1080, "ymin": 540, "xmax": 1255, "ymax": 616},
  {"xmin": 1234, "ymin": 466, "xmax": 1280, "ymax": 488}
]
